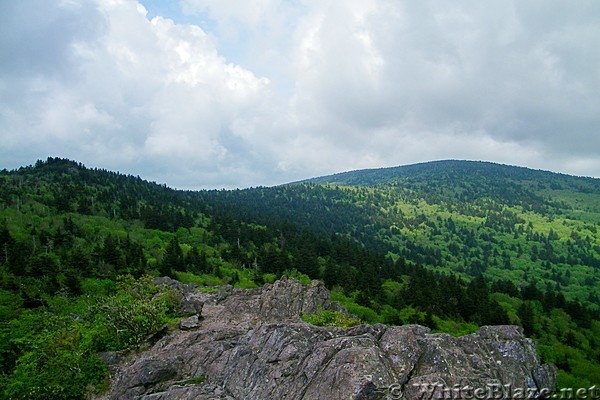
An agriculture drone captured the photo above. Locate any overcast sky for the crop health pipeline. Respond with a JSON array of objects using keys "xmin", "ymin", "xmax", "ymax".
[{"xmin": 1, "ymin": 0, "xmax": 599, "ymax": 188}]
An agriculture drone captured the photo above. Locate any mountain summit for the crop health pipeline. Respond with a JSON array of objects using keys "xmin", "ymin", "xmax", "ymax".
[{"xmin": 305, "ymin": 159, "xmax": 599, "ymax": 189}]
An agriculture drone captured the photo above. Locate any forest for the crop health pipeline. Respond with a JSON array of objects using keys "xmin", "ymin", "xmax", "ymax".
[{"xmin": 0, "ymin": 157, "xmax": 599, "ymax": 399}]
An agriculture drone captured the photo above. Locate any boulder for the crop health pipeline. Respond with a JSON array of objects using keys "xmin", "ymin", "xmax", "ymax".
[{"xmin": 179, "ymin": 315, "xmax": 200, "ymax": 330}]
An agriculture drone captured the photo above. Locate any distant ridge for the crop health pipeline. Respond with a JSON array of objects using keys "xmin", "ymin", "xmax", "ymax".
[{"xmin": 299, "ymin": 160, "xmax": 599, "ymax": 187}]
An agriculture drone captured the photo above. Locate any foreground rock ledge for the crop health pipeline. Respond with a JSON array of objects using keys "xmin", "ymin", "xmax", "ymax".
[{"xmin": 95, "ymin": 278, "xmax": 556, "ymax": 400}]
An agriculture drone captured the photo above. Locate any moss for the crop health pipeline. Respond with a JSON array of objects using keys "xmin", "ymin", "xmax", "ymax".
[{"xmin": 186, "ymin": 374, "xmax": 206, "ymax": 385}]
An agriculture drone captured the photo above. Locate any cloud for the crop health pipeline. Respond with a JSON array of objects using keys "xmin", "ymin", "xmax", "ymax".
[
  {"xmin": 0, "ymin": 0, "xmax": 276, "ymax": 187},
  {"xmin": 1, "ymin": 0, "xmax": 599, "ymax": 187},
  {"xmin": 282, "ymin": 0, "xmax": 600, "ymax": 177}
]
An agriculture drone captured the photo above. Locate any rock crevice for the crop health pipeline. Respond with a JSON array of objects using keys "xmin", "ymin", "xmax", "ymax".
[{"xmin": 96, "ymin": 278, "xmax": 556, "ymax": 400}]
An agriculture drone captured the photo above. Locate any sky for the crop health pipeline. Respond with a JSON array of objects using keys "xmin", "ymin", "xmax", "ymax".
[{"xmin": 1, "ymin": 0, "xmax": 599, "ymax": 189}]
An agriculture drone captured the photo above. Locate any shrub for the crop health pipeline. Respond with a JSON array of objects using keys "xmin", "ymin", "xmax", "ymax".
[
  {"xmin": 302, "ymin": 308, "xmax": 361, "ymax": 328},
  {"xmin": 93, "ymin": 275, "xmax": 176, "ymax": 350}
]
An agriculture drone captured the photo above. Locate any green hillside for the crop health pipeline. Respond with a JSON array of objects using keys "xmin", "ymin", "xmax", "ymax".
[
  {"xmin": 0, "ymin": 158, "xmax": 598, "ymax": 398},
  {"xmin": 314, "ymin": 160, "xmax": 600, "ymax": 305},
  {"xmin": 201, "ymin": 160, "xmax": 600, "ymax": 307}
]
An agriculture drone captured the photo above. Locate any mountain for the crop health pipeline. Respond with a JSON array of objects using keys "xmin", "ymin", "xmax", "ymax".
[
  {"xmin": 196, "ymin": 160, "xmax": 600, "ymax": 306},
  {"xmin": 305, "ymin": 160, "xmax": 600, "ymax": 217},
  {"xmin": 305, "ymin": 159, "xmax": 593, "ymax": 186},
  {"xmin": 0, "ymin": 157, "xmax": 599, "ymax": 397}
]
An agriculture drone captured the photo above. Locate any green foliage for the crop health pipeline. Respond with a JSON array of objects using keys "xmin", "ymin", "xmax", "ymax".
[
  {"xmin": 2, "ymin": 158, "xmax": 600, "ymax": 390},
  {"xmin": 330, "ymin": 290, "xmax": 381, "ymax": 324},
  {"xmin": 433, "ymin": 318, "xmax": 479, "ymax": 337},
  {"xmin": 3, "ymin": 319, "xmax": 107, "ymax": 400},
  {"xmin": 197, "ymin": 161, "xmax": 600, "ymax": 309},
  {"xmin": 80, "ymin": 278, "xmax": 115, "ymax": 297},
  {"xmin": 175, "ymin": 271, "xmax": 224, "ymax": 287},
  {"xmin": 93, "ymin": 275, "xmax": 177, "ymax": 350},
  {"xmin": 160, "ymin": 237, "xmax": 183, "ymax": 278},
  {"xmin": 301, "ymin": 308, "xmax": 361, "ymax": 328},
  {"xmin": 186, "ymin": 374, "xmax": 206, "ymax": 385},
  {"xmin": 0, "ymin": 275, "xmax": 178, "ymax": 399},
  {"xmin": 282, "ymin": 269, "xmax": 312, "ymax": 286},
  {"xmin": 262, "ymin": 273, "xmax": 278, "ymax": 284}
]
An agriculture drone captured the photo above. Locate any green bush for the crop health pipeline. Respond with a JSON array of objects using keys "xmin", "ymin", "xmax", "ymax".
[
  {"xmin": 0, "ymin": 275, "xmax": 178, "ymax": 399},
  {"xmin": 3, "ymin": 318, "xmax": 107, "ymax": 400},
  {"xmin": 93, "ymin": 275, "xmax": 177, "ymax": 350},
  {"xmin": 302, "ymin": 308, "xmax": 361, "ymax": 328},
  {"xmin": 282, "ymin": 269, "xmax": 312, "ymax": 286}
]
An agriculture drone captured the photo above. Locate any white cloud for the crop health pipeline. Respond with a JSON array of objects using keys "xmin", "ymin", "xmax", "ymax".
[
  {"xmin": 1, "ymin": 0, "xmax": 599, "ymax": 187},
  {"xmin": 0, "ymin": 0, "xmax": 276, "ymax": 187},
  {"xmin": 280, "ymin": 0, "xmax": 600, "ymax": 179}
]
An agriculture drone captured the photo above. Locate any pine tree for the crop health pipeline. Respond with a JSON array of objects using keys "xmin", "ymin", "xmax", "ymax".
[
  {"xmin": 518, "ymin": 301, "xmax": 536, "ymax": 336},
  {"xmin": 295, "ymin": 245, "xmax": 319, "ymax": 278},
  {"xmin": 160, "ymin": 237, "xmax": 184, "ymax": 277}
]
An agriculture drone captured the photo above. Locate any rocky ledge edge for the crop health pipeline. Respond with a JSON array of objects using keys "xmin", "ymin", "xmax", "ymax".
[{"xmin": 94, "ymin": 277, "xmax": 556, "ymax": 400}]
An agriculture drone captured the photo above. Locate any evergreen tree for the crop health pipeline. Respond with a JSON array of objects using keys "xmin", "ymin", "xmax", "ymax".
[
  {"xmin": 322, "ymin": 261, "xmax": 340, "ymax": 289},
  {"xmin": 160, "ymin": 237, "xmax": 184, "ymax": 277},
  {"xmin": 101, "ymin": 235, "xmax": 122, "ymax": 270},
  {"xmin": 294, "ymin": 245, "xmax": 319, "ymax": 278},
  {"xmin": 518, "ymin": 301, "xmax": 536, "ymax": 336},
  {"xmin": 0, "ymin": 226, "xmax": 15, "ymax": 270},
  {"xmin": 186, "ymin": 246, "xmax": 209, "ymax": 274}
]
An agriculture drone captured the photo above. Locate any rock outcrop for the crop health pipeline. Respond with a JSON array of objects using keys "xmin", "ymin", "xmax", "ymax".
[{"xmin": 96, "ymin": 278, "xmax": 556, "ymax": 400}]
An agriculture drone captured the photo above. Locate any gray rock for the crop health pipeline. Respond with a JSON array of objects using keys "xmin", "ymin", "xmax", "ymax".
[
  {"xmin": 97, "ymin": 350, "xmax": 128, "ymax": 375},
  {"xmin": 95, "ymin": 278, "xmax": 556, "ymax": 400},
  {"xmin": 258, "ymin": 278, "xmax": 335, "ymax": 321},
  {"xmin": 179, "ymin": 315, "xmax": 200, "ymax": 330},
  {"xmin": 154, "ymin": 276, "xmax": 207, "ymax": 316},
  {"xmin": 179, "ymin": 297, "xmax": 204, "ymax": 316}
]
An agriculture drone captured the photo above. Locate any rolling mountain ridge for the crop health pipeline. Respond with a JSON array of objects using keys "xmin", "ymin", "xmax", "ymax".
[
  {"xmin": 196, "ymin": 160, "xmax": 600, "ymax": 306},
  {"xmin": 0, "ymin": 157, "xmax": 599, "ymax": 396}
]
